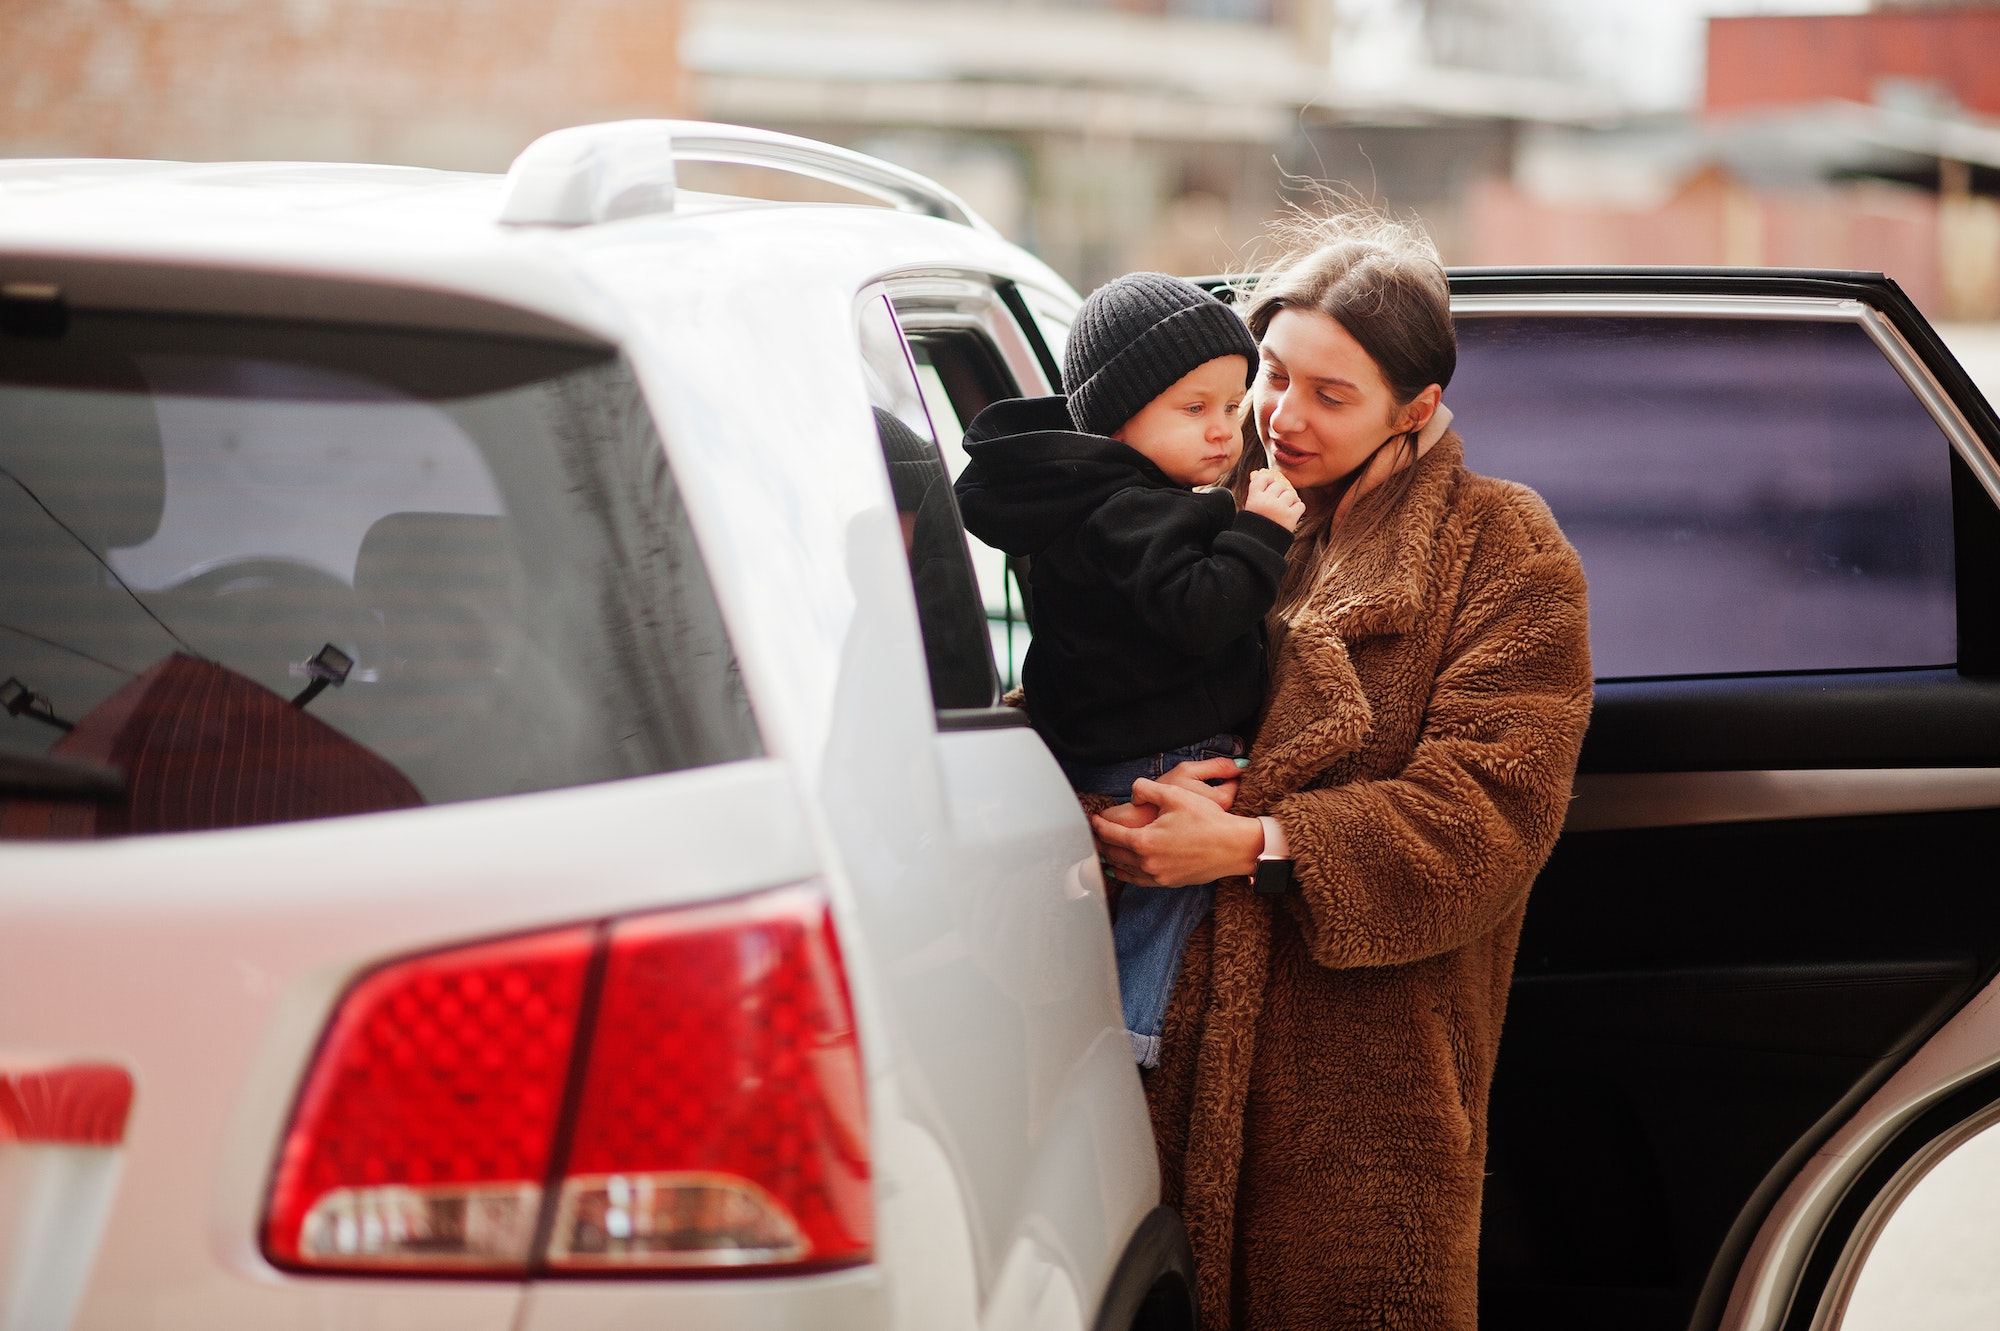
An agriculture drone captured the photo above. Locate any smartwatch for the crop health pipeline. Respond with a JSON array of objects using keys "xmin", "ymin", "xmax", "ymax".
[{"xmin": 1254, "ymin": 815, "xmax": 1294, "ymax": 896}]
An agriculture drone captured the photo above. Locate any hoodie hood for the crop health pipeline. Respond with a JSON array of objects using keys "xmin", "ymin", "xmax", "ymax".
[{"xmin": 955, "ymin": 395, "xmax": 1177, "ymax": 556}]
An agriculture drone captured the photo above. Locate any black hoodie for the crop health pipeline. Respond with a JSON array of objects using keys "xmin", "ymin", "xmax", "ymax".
[{"xmin": 953, "ymin": 395, "xmax": 1292, "ymax": 765}]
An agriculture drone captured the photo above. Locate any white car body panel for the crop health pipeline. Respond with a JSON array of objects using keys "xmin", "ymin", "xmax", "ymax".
[
  {"xmin": 0, "ymin": 151, "xmax": 1150, "ymax": 1330},
  {"xmin": 6, "ymin": 763, "xmax": 820, "ymax": 1327}
]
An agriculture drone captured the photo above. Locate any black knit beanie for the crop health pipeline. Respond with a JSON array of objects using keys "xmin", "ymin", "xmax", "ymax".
[{"xmin": 1064, "ymin": 272, "xmax": 1259, "ymax": 438}]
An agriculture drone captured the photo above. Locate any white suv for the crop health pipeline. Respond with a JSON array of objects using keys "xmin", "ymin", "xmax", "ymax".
[{"xmin": 0, "ymin": 122, "xmax": 1187, "ymax": 1331}]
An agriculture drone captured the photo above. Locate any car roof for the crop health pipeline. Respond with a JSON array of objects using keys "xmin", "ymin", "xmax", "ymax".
[{"xmin": 0, "ymin": 154, "xmax": 1076, "ymax": 344}]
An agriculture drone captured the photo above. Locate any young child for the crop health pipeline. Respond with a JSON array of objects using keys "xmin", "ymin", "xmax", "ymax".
[{"xmin": 953, "ymin": 272, "xmax": 1304, "ymax": 1067}]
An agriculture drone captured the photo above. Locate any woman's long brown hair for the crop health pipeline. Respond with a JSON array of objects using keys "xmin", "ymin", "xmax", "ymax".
[{"xmin": 1225, "ymin": 202, "xmax": 1458, "ymax": 622}]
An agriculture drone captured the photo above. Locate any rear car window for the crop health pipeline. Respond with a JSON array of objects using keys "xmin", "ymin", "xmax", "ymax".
[
  {"xmin": 0, "ymin": 313, "xmax": 758, "ymax": 838},
  {"xmin": 1450, "ymin": 316, "xmax": 1957, "ymax": 679}
]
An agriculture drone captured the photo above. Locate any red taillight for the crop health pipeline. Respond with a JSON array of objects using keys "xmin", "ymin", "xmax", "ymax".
[
  {"xmin": 547, "ymin": 888, "xmax": 870, "ymax": 1270},
  {"xmin": 0, "ymin": 1063, "xmax": 134, "ymax": 1145},
  {"xmin": 262, "ymin": 927, "xmax": 594, "ymax": 1270},
  {"xmin": 261, "ymin": 885, "xmax": 870, "ymax": 1277}
]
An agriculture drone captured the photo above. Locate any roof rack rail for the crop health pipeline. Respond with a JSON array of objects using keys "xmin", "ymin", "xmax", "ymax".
[{"xmin": 498, "ymin": 120, "xmax": 993, "ymax": 233}]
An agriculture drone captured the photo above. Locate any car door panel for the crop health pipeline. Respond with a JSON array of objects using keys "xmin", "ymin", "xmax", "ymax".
[
  {"xmin": 1446, "ymin": 273, "xmax": 2000, "ymax": 1331},
  {"xmin": 1581, "ymin": 672, "xmax": 2000, "ymax": 772},
  {"xmin": 1569, "ymin": 768, "xmax": 2000, "ymax": 832},
  {"xmin": 1489, "ymin": 810, "xmax": 1998, "ymax": 1328}
]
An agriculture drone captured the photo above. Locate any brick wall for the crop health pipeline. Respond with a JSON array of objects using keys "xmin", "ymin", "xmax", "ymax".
[
  {"xmin": 2, "ymin": 0, "xmax": 685, "ymax": 170},
  {"xmin": 1706, "ymin": 11, "xmax": 2000, "ymax": 118}
]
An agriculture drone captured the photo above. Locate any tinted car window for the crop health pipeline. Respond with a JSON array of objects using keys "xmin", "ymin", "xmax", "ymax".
[
  {"xmin": 0, "ymin": 314, "xmax": 758, "ymax": 838},
  {"xmin": 1450, "ymin": 316, "xmax": 1957, "ymax": 679},
  {"xmin": 905, "ymin": 329, "xmax": 1031, "ymax": 691},
  {"xmin": 856, "ymin": 295, "xmax": 998, "ymax": 710}
]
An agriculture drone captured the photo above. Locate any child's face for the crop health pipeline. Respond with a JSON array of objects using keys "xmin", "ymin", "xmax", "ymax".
[{"xmin": 1110, "ymin": 355, "xmax": 1249, "ymax": 487}]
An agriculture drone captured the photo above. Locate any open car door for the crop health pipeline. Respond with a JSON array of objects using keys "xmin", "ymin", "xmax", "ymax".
[{"xmin": 1444, "ymin": 269, "xmax": 2000, "ymax": 1331}]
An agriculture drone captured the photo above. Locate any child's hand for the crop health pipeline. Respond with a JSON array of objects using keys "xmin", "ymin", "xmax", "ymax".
[{"xmin": 1244, "ymin": 468, "xmax": 1306, "ymax": 532}]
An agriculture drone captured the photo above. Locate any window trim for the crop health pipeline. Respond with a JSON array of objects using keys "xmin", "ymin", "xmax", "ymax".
[
  {"xmin": 880, "ymin": 270, "xmax": 1060, "ymax": 398},
  {"xmin": 936, "ymin": 706, "xmax": 1031, "ymax": 733},
  {"xmin": 995, "ymin": 279, "xmax": 1065, "ymax": 393}
]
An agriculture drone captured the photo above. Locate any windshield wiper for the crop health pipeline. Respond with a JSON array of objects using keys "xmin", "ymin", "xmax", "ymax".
[{"xmin": 0, "ymin": 750, "xmax": 125, "ymax": 800}]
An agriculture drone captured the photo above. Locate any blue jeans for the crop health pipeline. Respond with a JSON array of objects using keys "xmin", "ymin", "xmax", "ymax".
[{"xmin": 1061, "ymin": 732, "xmax": 1244, "ymax": 1069}]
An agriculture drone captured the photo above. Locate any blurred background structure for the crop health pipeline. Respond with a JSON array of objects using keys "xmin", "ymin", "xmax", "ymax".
[
  {"xmin": 7, "ymin": 0, "xmax": 2000, "ymax": 333},
  {"xmin": 3, "ymin": 0, "xmax": 689, "ymax": 173}
]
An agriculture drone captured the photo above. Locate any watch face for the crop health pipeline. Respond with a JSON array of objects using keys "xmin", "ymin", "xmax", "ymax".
[{"xmin": 1253, "ymin": 860, "xmax": 1294, "ymax": 896}]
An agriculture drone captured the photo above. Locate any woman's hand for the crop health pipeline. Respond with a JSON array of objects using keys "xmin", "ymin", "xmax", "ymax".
[
  {"xmin": 1092, "ymin": 778, "xmax": 1266, "ymax": 888},
  {"xmin": 1090, "ymin": 756, "xmax": 1240, "ymax": 846}
]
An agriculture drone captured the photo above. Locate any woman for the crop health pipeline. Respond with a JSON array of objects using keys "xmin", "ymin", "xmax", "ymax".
[{"xmin": 1091, "ymin": 212, "xmax": 1593, "ymax": 1330}]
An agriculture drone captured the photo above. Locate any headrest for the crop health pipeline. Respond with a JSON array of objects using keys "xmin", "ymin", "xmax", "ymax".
[
  {"xmin": 0, "ymin": 385, "xmax": 165, "ymax": 551},
  {"xmin": 874, "ymin": 407, "xmax": 945, "ymax": 512},
  {"xmin": 354, "ymin": 512, "xmax": 513, "ymax": 596}
]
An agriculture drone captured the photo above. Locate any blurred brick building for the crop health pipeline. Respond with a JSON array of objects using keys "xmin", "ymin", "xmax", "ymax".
[
  {"xmin": 1705, "ymin": 7, "xmax": 2000, "ymax": 119},
  {"xmin": 29, "ymin": 0, "xmax": 1984, "ymax": 308},
  {"xmin": 676, "ymin": 0, "xmax": 1622, "ymax": 289},
  {"xmin": 677, "ymin": 0, "xmax": 1331, "ymax": 290},
  {"xmin": 4, "ymin": 0, "xmax": 1634, "ymax": 291},
  {"xmin": 1, "ymin": 0, "xmax": 687, "ymax": 171}
]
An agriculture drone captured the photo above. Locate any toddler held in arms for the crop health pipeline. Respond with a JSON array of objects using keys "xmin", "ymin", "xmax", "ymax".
[{"xmin": 953, "ymin": 273, "xmax": 1303, "ymax": 1067}]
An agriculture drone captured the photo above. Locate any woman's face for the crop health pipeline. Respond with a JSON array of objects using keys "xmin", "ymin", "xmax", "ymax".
[{"xmin": 1254, "ymin": 307, "xmax": 1438, "ymax": 495}]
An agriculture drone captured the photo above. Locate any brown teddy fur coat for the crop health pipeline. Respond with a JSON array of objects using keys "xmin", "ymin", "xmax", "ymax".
[{"xmin": 1144, "ymin": 433, "xmax": 1593, "ymax": 1331}]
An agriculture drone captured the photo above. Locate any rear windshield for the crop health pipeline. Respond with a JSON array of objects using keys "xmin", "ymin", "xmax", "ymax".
[{"xmin": 0, "ymin": 312, "xmax": 759, "ymax": 838}]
